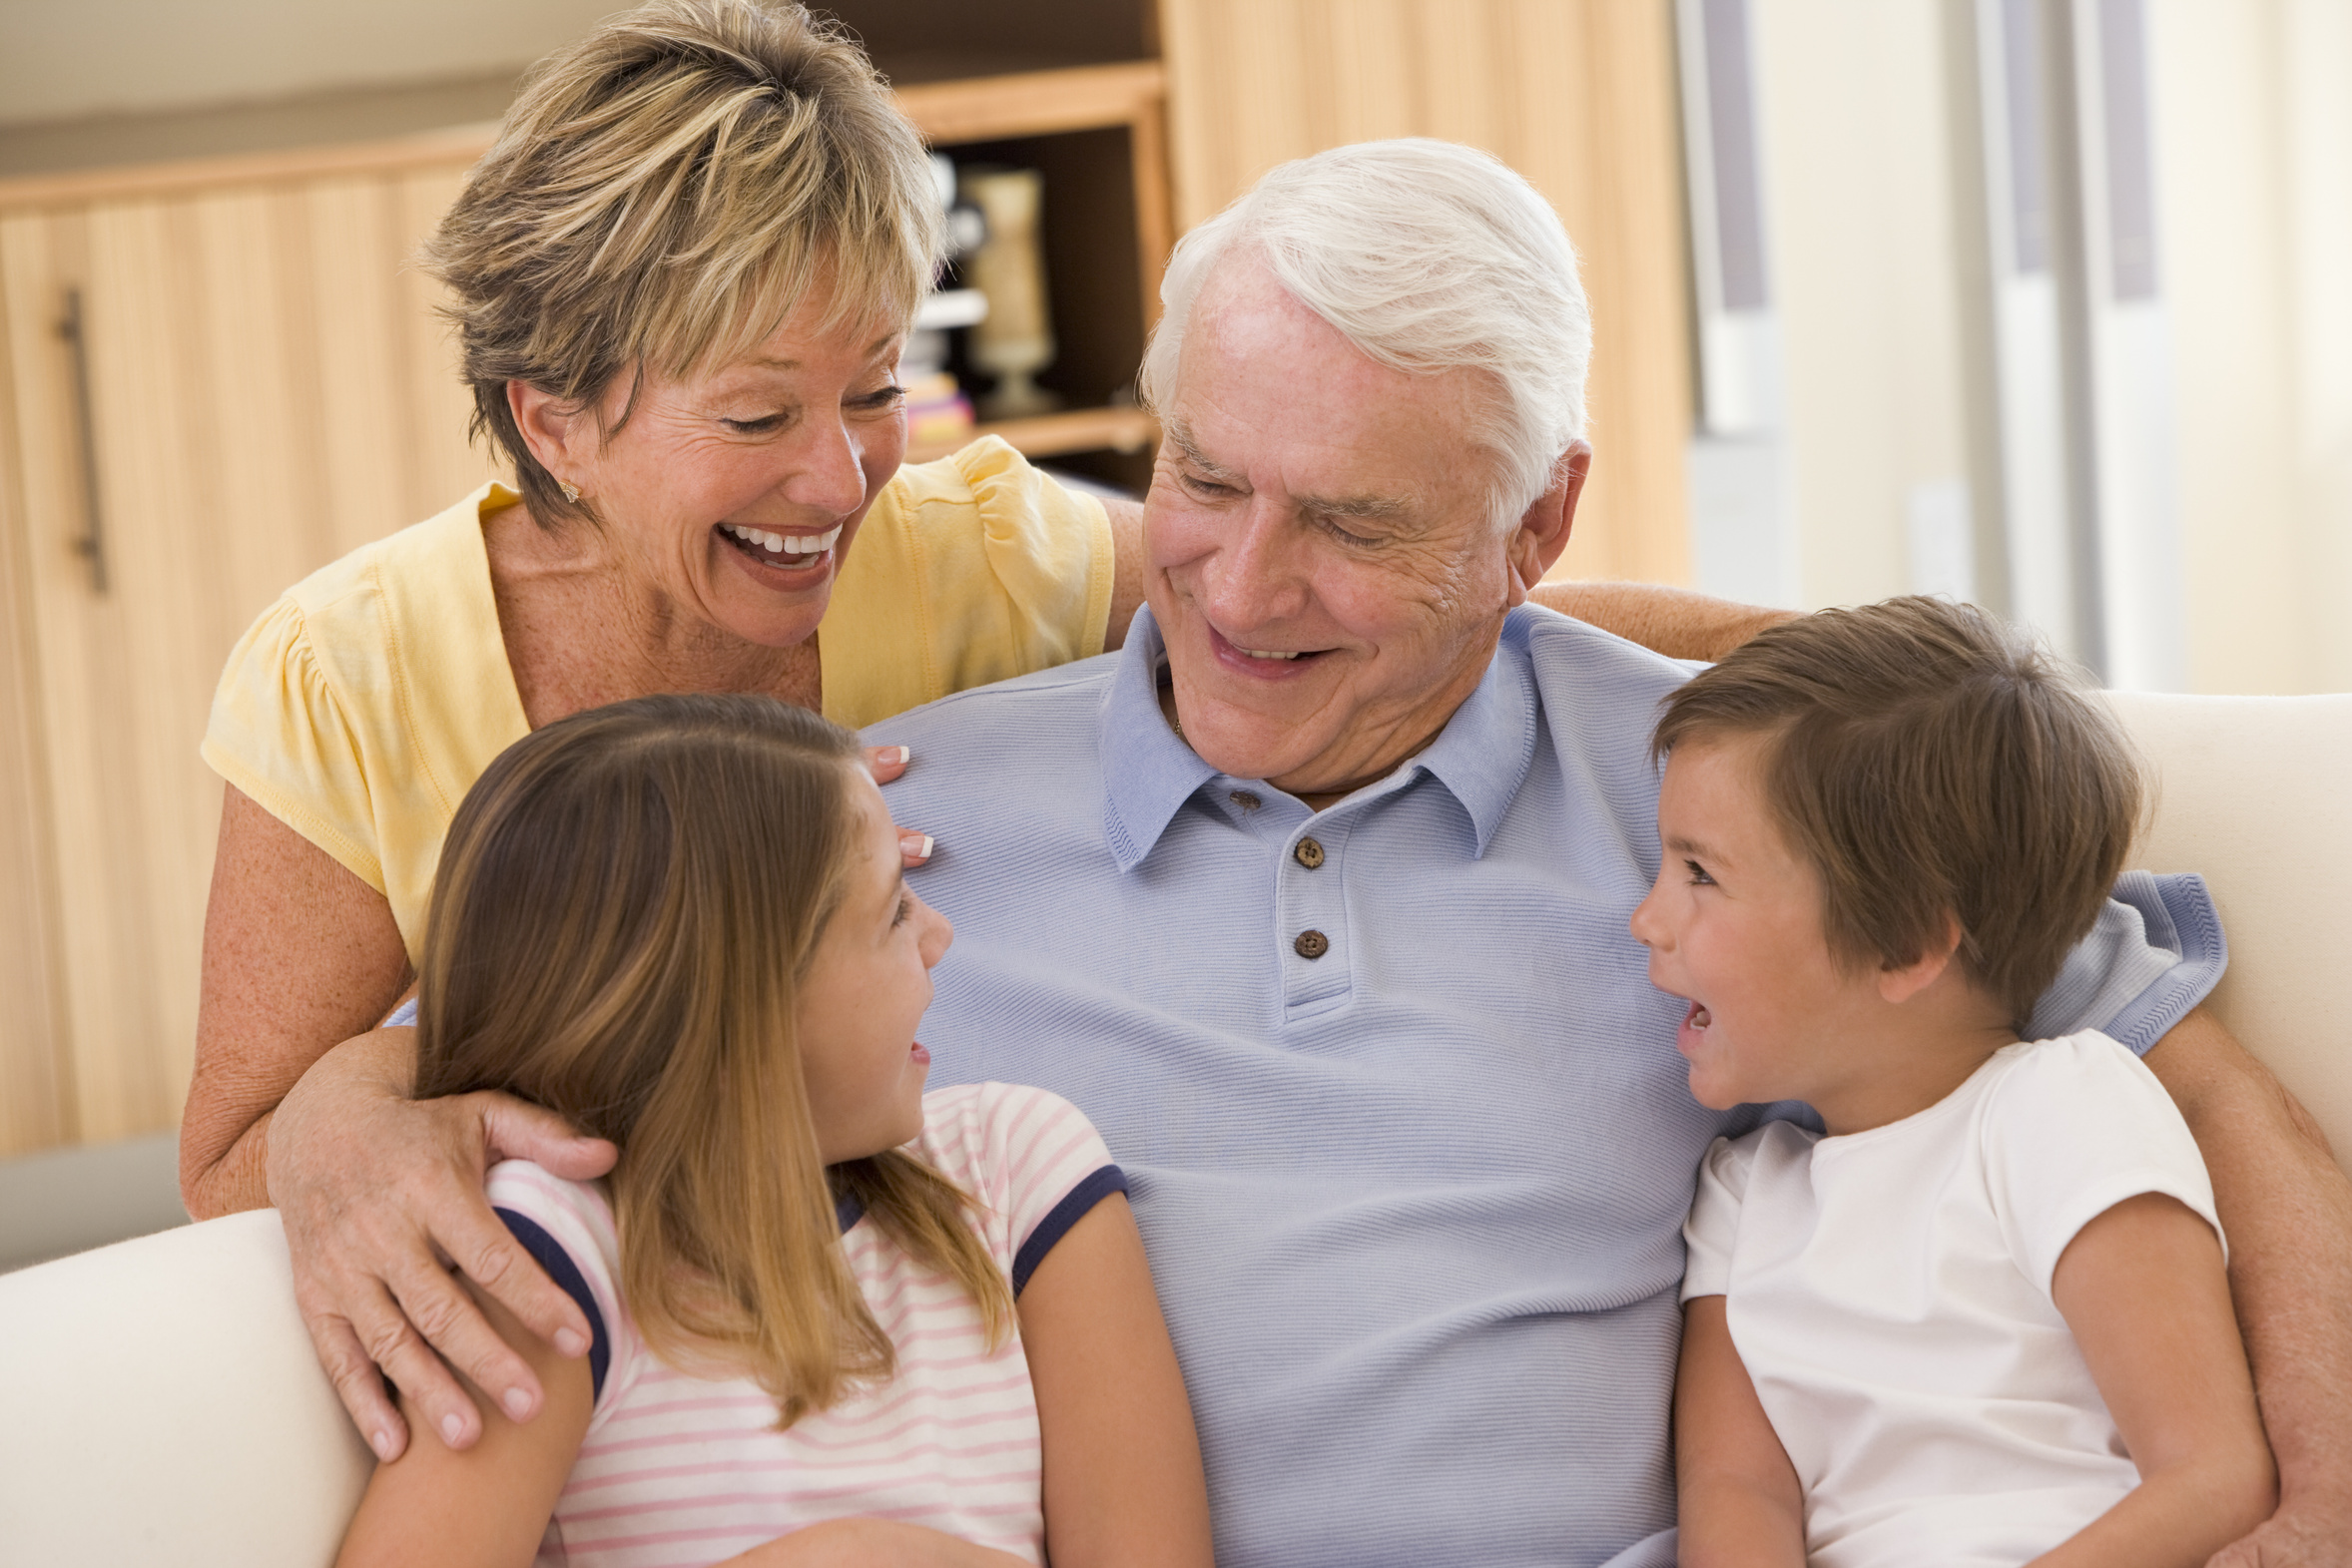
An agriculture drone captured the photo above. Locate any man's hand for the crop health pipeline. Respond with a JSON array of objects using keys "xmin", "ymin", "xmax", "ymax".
[
  {"xmin": 2207, "ymin": 1509, "xmax": 2352, "ymax": 1568},
  {"xmin": 266, "ymin": 1026, "xmax": 616, "ymax": 1461}
]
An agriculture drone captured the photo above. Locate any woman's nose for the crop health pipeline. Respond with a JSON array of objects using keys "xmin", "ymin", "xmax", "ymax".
[{"xmin": 786, "ymin": 414, "xmax": 873, "ymax": 515}]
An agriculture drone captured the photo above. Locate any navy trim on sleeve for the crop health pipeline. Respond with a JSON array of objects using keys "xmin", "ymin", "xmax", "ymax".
[
  {"xmin": 494, "ymin": 1207, "xmax": 610, "ymax": 1403},
  {"xmin": 1011, "ymin": 1165, "xmax": 1127, "ymax": 1297},
  {"xmin": 2103, "ymin": 872, "xmax": 2229, "ymax": 1056}
]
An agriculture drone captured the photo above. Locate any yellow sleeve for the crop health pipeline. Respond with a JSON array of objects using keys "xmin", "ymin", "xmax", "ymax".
[
  {"xmin": 820, "ymin": 437, "xmax": 1116, "ymax": 730},
  {"xmin": 199, "ymin": 594, "xmax": 386, "ymax": 896}
]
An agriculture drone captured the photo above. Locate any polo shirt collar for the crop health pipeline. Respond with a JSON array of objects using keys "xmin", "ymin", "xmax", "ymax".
[{"xmin": 1098, "ymin": 606, "xmax": 1538, "ymax": 870}]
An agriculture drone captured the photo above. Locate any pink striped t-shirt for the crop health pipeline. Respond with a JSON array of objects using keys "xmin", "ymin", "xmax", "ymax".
[{"xmin": 484, "ymin": 1081, "xmax": 1124, "ymax": 1568}]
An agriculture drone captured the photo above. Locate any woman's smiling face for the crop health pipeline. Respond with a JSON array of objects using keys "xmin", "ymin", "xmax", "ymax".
[{"xmin": 552, "ymin": 291, "xmax": 908, "ymax": 651}]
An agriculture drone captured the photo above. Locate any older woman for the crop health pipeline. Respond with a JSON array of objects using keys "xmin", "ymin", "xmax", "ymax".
[
  {"xmin": 184, "ymin": 0, "xmax": 1774, "ymax": 1473},
  {"xmin": 184, "ymin": 0, "xmax": 1143, "ymax": 1454}
]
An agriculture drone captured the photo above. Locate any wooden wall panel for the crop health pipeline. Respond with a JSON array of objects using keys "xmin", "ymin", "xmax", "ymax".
[
  {"xmin": 0, "ymin": 218, "xmax": 75, "ymax": 1156},
  {"xmin": 0, "ymin": 157, "xmax": 492, "ymax": 1154},
  {"xmin": 1158, "ymin": 0, "xmax": 1694, "ymax": 584}
]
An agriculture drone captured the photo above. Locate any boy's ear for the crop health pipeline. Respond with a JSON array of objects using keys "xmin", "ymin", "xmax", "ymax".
[{"xmin": 1877, "ymin": 914, "xmax": 1965, "ymax": 1006}]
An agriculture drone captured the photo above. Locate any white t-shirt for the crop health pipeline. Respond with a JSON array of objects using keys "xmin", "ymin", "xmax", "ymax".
[
  {"xmin": 487, "ymin": 1082, "xmax": 1124, "ymax": 1568},
  {"xmin": 1680, "ymin": 1031, "xmax": 2222, "ymax": 1568}
]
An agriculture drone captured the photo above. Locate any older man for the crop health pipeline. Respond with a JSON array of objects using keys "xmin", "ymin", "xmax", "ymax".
[{"xmin": 858, "ymin": 142, "xmax": 2352, "ymax": 1567}]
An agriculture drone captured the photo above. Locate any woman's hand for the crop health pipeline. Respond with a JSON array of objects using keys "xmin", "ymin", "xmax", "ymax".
[
  {"xmin": 866, "ymin": 745, "xmax": 933, "ymax": 866},
  {"xmin": 268, "ymin": 1026, "xmax": 615, "ymax": 1463}
]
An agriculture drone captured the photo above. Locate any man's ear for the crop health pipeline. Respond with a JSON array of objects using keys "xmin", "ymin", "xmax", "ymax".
[
  {"xmin": 1878, "ymin": 913, "xmax": 1966, "ymax": 1006},
  {"xmin": 507, "ymin": 379, "xmax": 590, "ymax": 495},
  {"xmin": 1503, "ymin": 441, "xmax": 1590, "ymax": 605}
]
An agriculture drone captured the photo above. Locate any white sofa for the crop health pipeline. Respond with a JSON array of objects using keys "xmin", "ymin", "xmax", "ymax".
[{"xmin": 2, "ymin": 691, "xmax": 2345, "ymax": 1567}]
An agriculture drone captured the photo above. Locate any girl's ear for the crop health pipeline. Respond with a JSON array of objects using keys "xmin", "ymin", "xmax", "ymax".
[{"xmin": 1877, "ymin": 913, "xmax": 1964, "ymax": 1006}]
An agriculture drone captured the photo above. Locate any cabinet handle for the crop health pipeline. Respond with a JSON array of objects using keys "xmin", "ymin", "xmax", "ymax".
[{"xmin": 56, "ymin": 288, "xmax": 109, "ymax": 595}]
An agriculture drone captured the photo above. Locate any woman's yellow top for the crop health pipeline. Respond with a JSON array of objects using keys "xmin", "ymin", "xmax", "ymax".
[{"xmin": 202, "ymin": 438, "xmax": 1113, "ymax": 961}]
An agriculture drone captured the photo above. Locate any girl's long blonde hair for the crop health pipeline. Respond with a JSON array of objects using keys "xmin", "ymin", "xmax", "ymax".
[{"xmin": 414, "ymin": 695, "xmax": 1011, "ymax": 1425}]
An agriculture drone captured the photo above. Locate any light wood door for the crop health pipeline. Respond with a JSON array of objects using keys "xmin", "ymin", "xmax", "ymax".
[
  {"xmin": 0, "ymin": 163, "xmax": 491, "ymax": 1154},
  {"xmin": 1156, "ymin": 0, "xmax": 1694, "ymax": 584}
]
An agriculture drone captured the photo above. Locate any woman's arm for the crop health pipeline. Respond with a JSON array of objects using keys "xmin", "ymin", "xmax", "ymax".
[
  {"xmin": 187, "ymin": 786, "xmax": 610, "ymax": 1461},
  {"xmin": 2028, "ymin": 1191, "xmax": 2276, "ymax": 1567},
  {"xmin": 334, "ymin": 1282, "xmax": 597, "ymax": 1568},
  {"xmin": 1102, "ymin": 497, "xmax": 1148, "ymax": 651},
  {"xmin": 1675, "ymin": 1296, "xmax": 1808, "ymax": 1568},
  {"xmin": 1017, "ymin": 1192, "xmax": 1214, "ymax": 1568},
  {"xmin": 184, "ymin": 785, "xmax": 415, "ymax": 1216}
]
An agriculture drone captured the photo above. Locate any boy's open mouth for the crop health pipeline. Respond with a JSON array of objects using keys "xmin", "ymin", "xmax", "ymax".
[{"xmin": 1676, "ymin": 998, "xmax": 1713, "ymax": 1055}]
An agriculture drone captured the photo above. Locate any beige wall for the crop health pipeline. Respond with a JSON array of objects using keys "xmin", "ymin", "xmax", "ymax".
[
  {"xmin": 1748, "ymin": 0, "xmax": 1975, "ymax": 613},
  {"xmin": 1744, "ymin": 0, "xmax": 2349, "ymax": 695},
  {"xmin": 2153, "ymin": 0, "xmax": 2352, "ymax": 695}
]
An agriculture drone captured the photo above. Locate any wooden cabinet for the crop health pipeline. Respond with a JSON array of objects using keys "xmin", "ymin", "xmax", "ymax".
[{"xmin": 0, "ymin": 140, "xmax": 498, "ymax": 1155}]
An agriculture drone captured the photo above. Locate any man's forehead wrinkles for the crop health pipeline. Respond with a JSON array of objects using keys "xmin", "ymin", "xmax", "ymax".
[{"xmin": 1169, "ymin": 410, "xmax": 1432, "ymax": 526}]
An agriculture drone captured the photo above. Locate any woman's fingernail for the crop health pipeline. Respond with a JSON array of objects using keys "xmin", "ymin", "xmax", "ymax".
[
  {"xmin": 440, "ymin": 1412, "xmax": 465, "ymax": 1445},
  {"xmin": 372, "ymin": 1428, "xmax": 398, "ymax": 1462},
  {"xmin": 890, "ymin": 746, "xmax": 911, "ymax": 766},
  {"xmin": 556, "ymin": 1328, "xmax": 589, "ymax": 1356},
  {"xmin": 502, "ymin": 1387, "xmax": 533, "ymax": 1420},
  {"xmin": 903, "ymin": 833, "xmax": 933, "ymax": 860}
]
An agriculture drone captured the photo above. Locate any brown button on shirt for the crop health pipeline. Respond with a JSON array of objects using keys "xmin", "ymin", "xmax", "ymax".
[
  {"xmin": 1294, "ymin": 929, "xmax": 1331, "ymax": 959},
  {"xmin": 1294, "ymin": 836, "xmax": 1327, "ymax": 869}
]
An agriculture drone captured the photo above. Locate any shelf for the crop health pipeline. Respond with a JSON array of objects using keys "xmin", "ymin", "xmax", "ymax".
[
  {"xmin": 905, "ymin": 404, "xmax": 1158, "ymax": 465},
  {"xmin": 890, "ymin": 61, "xmax": 1163, "ymax": 145}
]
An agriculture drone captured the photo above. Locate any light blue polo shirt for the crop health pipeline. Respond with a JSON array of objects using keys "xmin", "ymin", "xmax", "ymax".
[{"xmin": 868, "ymin": 605, "xmax": 2222, "ymax": 1568}]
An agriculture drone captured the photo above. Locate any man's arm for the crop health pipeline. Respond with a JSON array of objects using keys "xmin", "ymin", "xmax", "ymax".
[
  {"xmin": 1095, "ymin": 500, "xmax": 1793, "ymax": 666},
  {"xmin": 2143, "ymin": 1006, "xmax": 2352, "ymax": 1566},
  {"xmin": 1528, "ymin": 580, "xmax": 1799, "ymax": 663}
]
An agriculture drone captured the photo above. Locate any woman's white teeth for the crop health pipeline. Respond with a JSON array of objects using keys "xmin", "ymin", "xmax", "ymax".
[
  {"xmin": 723, "ymin": 523, "xmax": 841, "ymax": 556},
  {"xmin": 1243, "ymin": 649, "xmax": 1301, "ymax": 660}
]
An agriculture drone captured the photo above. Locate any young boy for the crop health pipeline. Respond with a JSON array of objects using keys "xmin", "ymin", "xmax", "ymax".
[{"xmin": 1634, "ymin": 597, "xmax": 2275, "ymax": 1568}]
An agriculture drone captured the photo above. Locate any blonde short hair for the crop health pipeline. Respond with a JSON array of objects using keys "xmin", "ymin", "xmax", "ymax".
[{"xmin": 422, "ymin": 0, "xmax": 941, "ymax": 523}]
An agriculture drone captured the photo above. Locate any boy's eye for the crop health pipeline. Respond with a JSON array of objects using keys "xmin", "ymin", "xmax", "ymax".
[
  {"xmin": 1684, "ymin": 859, "xmax": 1715, "ymax": 887},
  {"xmin": 890, "ymin": 892, "xmax": 912, "ymax": 928}
]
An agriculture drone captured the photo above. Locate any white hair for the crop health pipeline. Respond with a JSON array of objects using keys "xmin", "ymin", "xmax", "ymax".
[{"xmin": 1138, "ymin": 138, "xmax": 1591, "ymax": 528}]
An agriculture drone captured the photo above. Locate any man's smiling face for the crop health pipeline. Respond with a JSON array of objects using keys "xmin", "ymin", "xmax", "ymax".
[{"xmin": 1144, "ymin": 257, "xmax": 1569, "ymax": 800}]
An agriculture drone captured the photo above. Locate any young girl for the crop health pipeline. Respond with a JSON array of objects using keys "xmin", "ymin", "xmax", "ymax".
[
  {"xmin": 1631, "ymin": 598, "xmax": 2275, "ymax": 1568},
  {"xmin": 333, "ymin": 695, "xmax": 1212, "ymax": 1568}
]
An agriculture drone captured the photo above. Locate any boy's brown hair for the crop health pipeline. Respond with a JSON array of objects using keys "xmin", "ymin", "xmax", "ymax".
[{"xmin": 1651, "ymin": 596, "xmax": 2144, "ymax": 1030}]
